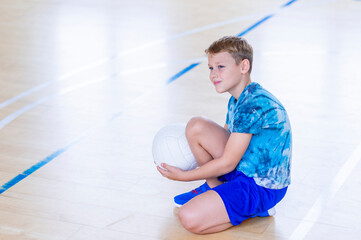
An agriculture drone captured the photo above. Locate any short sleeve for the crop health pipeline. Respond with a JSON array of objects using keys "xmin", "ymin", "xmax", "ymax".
[
  {"xmin": 225, "ymin": 97, "xmax": 235, "ymax": 125},
  {"xmin": 232, "ymin": 108, "xmax": 262, "ymax": 134}
]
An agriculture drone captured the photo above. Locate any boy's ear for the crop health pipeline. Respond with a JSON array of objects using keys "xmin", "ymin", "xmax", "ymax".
[{"xmin": 240, "ymin": 59, "xmax": 250, "ymax": 73}]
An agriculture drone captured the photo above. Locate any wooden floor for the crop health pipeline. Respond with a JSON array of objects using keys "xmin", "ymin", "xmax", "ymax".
[{"xmin": 1, "ymin": 0, "xmax": 361, "ymax": 239}]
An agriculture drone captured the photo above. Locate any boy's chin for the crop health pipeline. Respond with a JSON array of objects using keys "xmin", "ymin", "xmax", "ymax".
[{"xmin": 215, "ymin": 88, "xmax": 226, "ymax": 94}]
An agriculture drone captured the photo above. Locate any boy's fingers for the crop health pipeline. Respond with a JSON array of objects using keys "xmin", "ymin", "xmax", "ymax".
[
  {"xmin": 157, "ymin": 165, "xmax": 169, "ymax": 177},
  {"xmin": 161, "ymin": 163, "xmax": 168, "ymax": 170},
  {"xmin": 162, "ymin": 163, "xmax": 178, "ymax": 171}
]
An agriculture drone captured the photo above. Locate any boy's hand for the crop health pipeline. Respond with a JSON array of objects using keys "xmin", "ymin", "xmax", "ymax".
[{"xmin": 156, "ymin": 163, "xmax": 188, "ymax": 181}]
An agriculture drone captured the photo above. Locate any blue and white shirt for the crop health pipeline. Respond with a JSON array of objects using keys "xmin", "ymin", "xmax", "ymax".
[{"xmin": 226, "ymin": 82, "xmax": 292, "ymax": 189}]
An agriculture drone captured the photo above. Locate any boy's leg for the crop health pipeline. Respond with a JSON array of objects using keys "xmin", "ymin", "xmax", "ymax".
[
  {"xmin": 178, "ymin": 190, "xmax": 232, "ymax": 234},
  {"xmin": 174, "ymin": 117, "xmax": 230, "ymax": 207},
  {"xmin": 186, "ymin": 116, "xmax": 230, "ymax": 187}
]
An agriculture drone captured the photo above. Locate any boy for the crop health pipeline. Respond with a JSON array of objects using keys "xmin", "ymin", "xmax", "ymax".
[{"xmin": 157, "ymin": 36, "xmax": 292, "ymax": 234}]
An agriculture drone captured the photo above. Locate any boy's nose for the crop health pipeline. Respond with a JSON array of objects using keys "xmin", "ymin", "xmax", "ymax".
[{"xmin": 210, "ymin": 70, "xmax": 218, "ymax": 78}]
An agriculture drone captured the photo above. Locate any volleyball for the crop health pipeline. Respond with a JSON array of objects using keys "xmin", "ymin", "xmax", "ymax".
[{"xmin": 152, "ymin": 123, "xmax": 198, "ymax": 171}]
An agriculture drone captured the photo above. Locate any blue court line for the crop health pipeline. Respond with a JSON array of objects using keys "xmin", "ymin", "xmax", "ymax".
[
  {"xmin": 0, "ymin": 11, "xmax": 270, "ymax": 112},
  {"xmin": 0, "ymin": 148, "xmax": 67, "ymax": 194},
  {"xmin": 0, "ymin": 0, "xmax": 298, "ymax": 195},
  {"xmin": 167, "ymin": 63, "xmax": 201, "ymax": 84},
  {"xmin": 237, "ymin": 14, "xmax": 274, "ymax": 37},
  {"xmin": 0, "ymin": 113, "xmax": 122, "ymax": 194},
  {"xmin": 166, "ymin": 14, "xmax": 276, "ymax": 92},
  {"xmin": 282, "ymin": 0, "xmax": 298, "ymax": 7},
  {"xmin": 167, "ymin": 0, "xmax": 299, "ymax": 89}
]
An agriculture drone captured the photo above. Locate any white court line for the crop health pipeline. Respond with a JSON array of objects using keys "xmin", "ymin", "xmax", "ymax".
[
  {"xmin": 289, "ymin": 140, "xmax": 361, "ymax": 240},
  {"xmin": 0, "ymin": 57, "xmax": 207, "ymax": 130},
  {"xmin": 0, "ymin": 0, "xmax": 342, "ymax": 129},
  {"xmin": 0, "ymin": 12, "xmax": 267, "ymax": 111},
  {"xmin": 0, "ymin": 0, "xmax": 338, "ymax": 112},
  {"xmin": 0, "ymin": 77, "xmax": 109, "ymax": 130}
]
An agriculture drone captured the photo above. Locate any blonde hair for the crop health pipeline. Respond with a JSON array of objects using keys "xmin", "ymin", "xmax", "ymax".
[{"xmin": 205, "ymin": 36, "xmax": 253, "ymax": 73}]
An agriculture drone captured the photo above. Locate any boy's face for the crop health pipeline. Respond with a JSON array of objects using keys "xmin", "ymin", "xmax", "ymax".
[{"xmin": 207, "ymin": 51, "xmax": 245, "ymax": 96}]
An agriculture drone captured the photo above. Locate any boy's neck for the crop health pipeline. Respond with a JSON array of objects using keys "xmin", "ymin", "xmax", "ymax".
[{"xmin": 232, "ymin": 77, "xmax": 252, "ymax": 100}]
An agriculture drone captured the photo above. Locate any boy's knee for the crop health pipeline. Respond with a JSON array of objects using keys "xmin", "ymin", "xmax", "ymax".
[
  {"xmin": 178, "ymin": 207, "xmax": 203, "ymax": 234},
  {"xmin": 186, "ymin": 116, "xmax": 207, "ymax": 137}
]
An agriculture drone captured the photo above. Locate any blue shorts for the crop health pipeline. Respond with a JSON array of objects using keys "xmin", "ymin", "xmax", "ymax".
[{"xmin": 213, "ymin": 169, "xmax": 287, "ymax": 226}]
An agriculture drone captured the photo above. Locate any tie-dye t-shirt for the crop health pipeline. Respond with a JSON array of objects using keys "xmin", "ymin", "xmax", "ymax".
[{"xmin": 226, "ymin": 82, "xmax": 292, "ymax": 189}]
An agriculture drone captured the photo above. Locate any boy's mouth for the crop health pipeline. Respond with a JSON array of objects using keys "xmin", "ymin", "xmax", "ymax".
[{"xmin": 213, "ymin": 80, "xmax": 221, "ymax": 86}]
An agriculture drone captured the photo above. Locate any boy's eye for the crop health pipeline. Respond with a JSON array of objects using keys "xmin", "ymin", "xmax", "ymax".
[
  {"xmin": 209, "ymin": 67, "xmax": 213, "ymax": 70},
  {"xmin": 218, "ymin": 65, "xmax": 224, "ymax": 69}
]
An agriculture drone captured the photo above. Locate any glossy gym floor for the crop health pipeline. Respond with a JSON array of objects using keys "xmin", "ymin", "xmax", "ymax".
[{"xmin": 0, "ymin": 0, "xmax": 361, "ymax": 239}]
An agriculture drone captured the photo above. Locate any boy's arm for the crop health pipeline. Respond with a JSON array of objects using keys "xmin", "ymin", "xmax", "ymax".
[{"xmin": 158, "ymin": 132, "xmax": 252, "ymax": 181}]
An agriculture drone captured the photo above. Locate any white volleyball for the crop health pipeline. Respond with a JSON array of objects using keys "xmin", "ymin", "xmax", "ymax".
[{"xmin": 152, "ymin": 124, "xmax": 198, "ymax": 171}]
